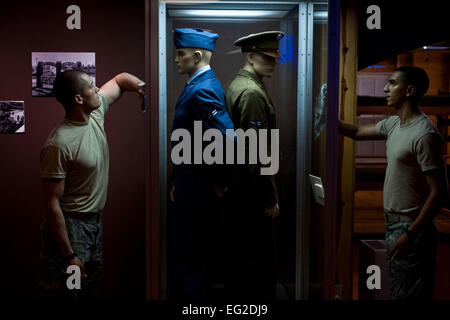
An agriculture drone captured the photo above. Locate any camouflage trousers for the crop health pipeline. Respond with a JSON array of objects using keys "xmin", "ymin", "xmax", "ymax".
[
  {"xmin": 35, "ymin": 212, "xmax": 103, "ymax": 300},
  {"xmin": 384, "ymin": 212, "xmax": 438, "ymax": 300}
]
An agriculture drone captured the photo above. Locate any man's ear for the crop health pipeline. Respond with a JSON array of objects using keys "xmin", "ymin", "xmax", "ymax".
[
  {"xmin": 406, "ymin": 85, "xmax": 416, "ymax": 98},
  {"xmin": 193, "ymin": 50, "xmax": 203, "ymax": 64},
  {"xmin": 246, "ymin": 52, "xmax": 254, "ymax": 65},
  {"xmin": 74, "ymin": 94, "xmax": 83, "ymax": 105}
]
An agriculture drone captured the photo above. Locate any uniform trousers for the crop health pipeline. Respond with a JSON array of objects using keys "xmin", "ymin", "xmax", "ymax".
[
  {"xmin": 36, "ymin": 211, "xmax": 103, "ymax": 300},
  {"xmin": 169, "ymin": 167, "xmax": 222, "ymax": 301},
  {"xmin": 384, "ymin": 211, "xmax": 438, "ymax": 300},
  {"xmin": 224, "ymin": 183, "xmax": 276, "ymax": 300}
]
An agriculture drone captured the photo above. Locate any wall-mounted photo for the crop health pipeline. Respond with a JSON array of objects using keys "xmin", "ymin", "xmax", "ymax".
[
  {"xmin": 32, "ymin": 52, "xmax": 95, "ymax": 97},
  {"xmin": 0, "ymin": 101, "xmax": 25, "ymax": 134}
]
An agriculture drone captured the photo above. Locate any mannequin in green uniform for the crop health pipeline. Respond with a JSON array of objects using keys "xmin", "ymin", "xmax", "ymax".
[{"xmin": 225, "ymin": 31, "xmax": 284, "ymax": 299}]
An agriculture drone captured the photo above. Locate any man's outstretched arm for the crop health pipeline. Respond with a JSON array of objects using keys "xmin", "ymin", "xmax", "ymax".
[
  {"xmin": 338, "ymin": 120, "xmax": 384, "ymax": 141},
  {"xmin": 100, "ymin": 72, "xmax": 145, "ymax": 105}
]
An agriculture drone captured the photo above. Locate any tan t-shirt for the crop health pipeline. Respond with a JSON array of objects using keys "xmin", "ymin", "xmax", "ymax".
[
  {"xmin": 40, "ymin": 92, "xmax": 109, "ymax": 213},
  {"xmin": 376, "ymin": 113, "xmax": 444, "ymax": 214}
]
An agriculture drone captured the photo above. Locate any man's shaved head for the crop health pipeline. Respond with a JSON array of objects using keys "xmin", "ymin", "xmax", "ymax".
[
  {"xmin": 395, "ymin": 66, "xmax": 430, "ymax": 101},
  {"xmin": 53, "ymin": 70, "xmax": 88, "ymax": 114}
]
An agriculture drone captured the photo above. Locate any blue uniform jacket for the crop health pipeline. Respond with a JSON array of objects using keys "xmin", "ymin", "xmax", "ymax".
[
  {"xmin": 172, "ymin": 68, "xmax": 234, "ymax": 195},
  {"xmin": 172, "ymin": 68, "xmax": 233, "ymax": 135}
]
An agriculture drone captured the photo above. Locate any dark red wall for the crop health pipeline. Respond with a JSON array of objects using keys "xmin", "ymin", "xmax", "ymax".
[{"xmin": 0, "ymin": 0, "xmax": 146, "ymax": 299}]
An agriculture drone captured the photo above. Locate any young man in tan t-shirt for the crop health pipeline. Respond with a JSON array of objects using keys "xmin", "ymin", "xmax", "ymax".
[
  {"xmin": 339, "ymin": 66, "xmax": 446, "ymax": 299},
  {"xmin": 37, "ymin": 70, "xmax": 144, "ymax": 299}
]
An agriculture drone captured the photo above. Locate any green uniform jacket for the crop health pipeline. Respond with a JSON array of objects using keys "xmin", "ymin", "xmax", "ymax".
[{"xmin": 226, "ymin": 68, "xmax": 278, "ymax": 208}]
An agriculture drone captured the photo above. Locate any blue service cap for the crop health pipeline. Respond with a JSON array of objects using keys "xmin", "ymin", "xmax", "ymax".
[{"xmin": 173, "ymin": 28, "xmax": 219, "ymax": 52}]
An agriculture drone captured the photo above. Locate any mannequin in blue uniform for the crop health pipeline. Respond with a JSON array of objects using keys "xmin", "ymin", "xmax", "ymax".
[{"xmin": 169, "ymin": 28, "xmax": 234, "ymax": 300}]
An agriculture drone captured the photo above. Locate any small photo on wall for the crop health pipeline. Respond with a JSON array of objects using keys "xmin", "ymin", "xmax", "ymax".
[
  {"xmin": 0, "ymin": 101, "xmax": 25, "ymax": 134},
  {"xmin": 32, "ymin": 52, "xmax": 95, "ymax": 97}
]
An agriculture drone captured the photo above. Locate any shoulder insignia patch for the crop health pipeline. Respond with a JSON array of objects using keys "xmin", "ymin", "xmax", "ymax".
[{"xmin": 208, "ymin": 109, "xmax": 218, "ymax": 120}]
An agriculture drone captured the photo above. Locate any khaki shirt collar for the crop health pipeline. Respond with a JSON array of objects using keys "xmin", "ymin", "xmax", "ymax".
[{"xmin": 237, "ymin": 68, "xmax": 266, "ymax": 90}]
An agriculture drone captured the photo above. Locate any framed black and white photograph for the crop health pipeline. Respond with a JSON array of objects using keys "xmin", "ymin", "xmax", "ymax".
[
  {"xmin": 0, "ymin": 101, "xmax": 25, "ymax": 134},
  {"xmin": 32, "ymin": 52, "xmax": 95, "ymax": 97}
]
